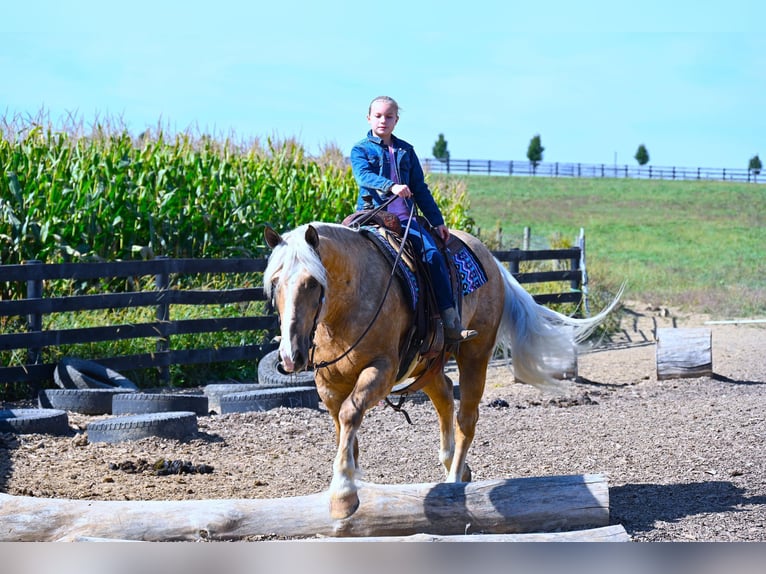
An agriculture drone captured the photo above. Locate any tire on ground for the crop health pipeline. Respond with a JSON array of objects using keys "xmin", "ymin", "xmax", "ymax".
[
  {"xmin": 111, "ymin": 393, "xmax": 209, "ymax": 416},
  {"xmin": 219, "ymin": 386, "xmax": 320, "ymax": 414},
  {"xmin": 54, "ymin": 358, "xmax": 139, "ymax": 391},
  {"xmin": 0, "ymin": 408, "xmax": 70, "ymax": 435},
  {"xmin": 87, "ymin": 412, "xmax": 198, "ymax": 443},
  {"xmin": 203, "ymin": 383, "xmax": 278, "ymax": 414},
  {"xmin": 257, "ymin": 350, "xmax": 315, "ymax": 387},
  {"xmin": 38, "ymin": 388, "xmax": 136, "ymax": 415}
]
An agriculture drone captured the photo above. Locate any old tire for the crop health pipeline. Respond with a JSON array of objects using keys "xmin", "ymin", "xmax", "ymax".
[
  {"xmin": 38, "ymin": 388, "xmax": 136, "ymax": 415},
  {"xmin": 257, "ymin": 350, "xmax": 315, "ymax": 387},
  {"xmin": 111, "ymin": 393, "xmax": 209, "ymax": 416},
  {"xmin": 219, "ymin": 386, "xmax": 320, "ymax": 414},
  {"xmin": 203, "ymin": 383, "xmax": 274, "ymax": 414},
  {"xmin": 87, "ymin": 412, "xmax": 198, "ymax": 443},
  {"xmin": 0, "ymin": 408, "xmax": 70, "ymax": 435},
  {"xmin": 54, "ymin": 358, "xmax": 139, "ymax": 391}
]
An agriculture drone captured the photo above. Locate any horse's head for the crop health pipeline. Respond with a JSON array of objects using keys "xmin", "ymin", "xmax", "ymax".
[{"xmin": 264, "ymin": 224, "xmax": 327, "ymax": 373}]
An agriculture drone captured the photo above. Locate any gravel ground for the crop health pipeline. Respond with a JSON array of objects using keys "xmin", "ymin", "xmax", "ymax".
[{"xmin": 1, "ymin": 302, "xmax": 765, "ymax": 542}]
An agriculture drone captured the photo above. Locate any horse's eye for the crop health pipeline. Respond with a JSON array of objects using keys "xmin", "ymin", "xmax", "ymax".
[{"xmin": 306, "ymin": 277, "xmax": 319, "ymax": 290}]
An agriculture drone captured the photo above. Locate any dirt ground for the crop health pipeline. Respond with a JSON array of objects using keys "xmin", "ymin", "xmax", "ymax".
[{"xmin": 1, "ymin": 301, "xmax": 765, "ymax": 542}]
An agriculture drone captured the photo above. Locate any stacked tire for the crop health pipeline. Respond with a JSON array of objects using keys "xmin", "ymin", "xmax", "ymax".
[{"xmin": 20, "ymin": 352, "xmax": 321, "ymax": 439}]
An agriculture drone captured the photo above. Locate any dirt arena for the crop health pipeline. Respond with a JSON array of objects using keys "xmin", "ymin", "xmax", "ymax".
[{"xmin": 1, "ymin": 302, "xmax": 764, "ymax": 541}]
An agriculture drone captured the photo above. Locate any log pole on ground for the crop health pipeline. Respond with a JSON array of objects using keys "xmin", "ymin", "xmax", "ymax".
[{"xmin": 0, "ymin": 473, "xmax": 616, "ymax": 542}]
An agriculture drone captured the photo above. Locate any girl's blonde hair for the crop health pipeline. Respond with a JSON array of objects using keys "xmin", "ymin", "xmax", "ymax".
[{"xmin": 368, "ymin": 96, "xmax": 400, "ymax": 116}]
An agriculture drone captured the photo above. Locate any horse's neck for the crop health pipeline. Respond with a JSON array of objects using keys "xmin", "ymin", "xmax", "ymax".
[{"xmin": 319, "ymin": 234, "xmax": 395, "ymax": 328}]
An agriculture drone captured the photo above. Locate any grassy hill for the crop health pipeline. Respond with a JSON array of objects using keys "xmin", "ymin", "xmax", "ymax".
[{"xmin": 431, "ymin": 175, "xmax": 766, "ymax": 319}]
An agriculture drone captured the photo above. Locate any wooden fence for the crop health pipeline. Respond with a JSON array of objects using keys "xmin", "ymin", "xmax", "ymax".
[
  {"xmin": 421, "ymin": 158, "xmax": 762, "ymax": 183},
  {"xmin": 0, "ymin": 246, "xmax": 587, "ymax": 390}
]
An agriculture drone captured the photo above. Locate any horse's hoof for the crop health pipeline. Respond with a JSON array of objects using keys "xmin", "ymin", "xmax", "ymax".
[
  {"xmin": 330, "ymin": 492, "xmax": 360, "ymax": 519},
  {"xmin": 462, "ymin": 465, "xmax": 472, "ymax": 482}
]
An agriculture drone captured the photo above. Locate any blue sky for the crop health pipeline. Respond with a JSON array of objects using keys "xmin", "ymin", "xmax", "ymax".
[{"xmin": 4, "ymin": 0, "xmax": 764, "ymax": 169}]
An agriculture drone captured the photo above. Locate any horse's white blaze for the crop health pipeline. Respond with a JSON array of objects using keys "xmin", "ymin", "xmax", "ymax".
[{"xmin": 277, "ymin": 277, "xmax": 300, "ymax": 371}]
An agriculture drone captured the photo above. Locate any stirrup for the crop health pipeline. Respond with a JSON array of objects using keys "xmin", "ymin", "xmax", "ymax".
[{"xmin": 445, "ymin": 327, "xmax": 479, "ymax": 344}]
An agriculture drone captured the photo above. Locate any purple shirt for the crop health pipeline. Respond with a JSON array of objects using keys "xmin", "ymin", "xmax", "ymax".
[{"xmin": 387, "ymin": 145, "xmax": 410, "ymax": 221}]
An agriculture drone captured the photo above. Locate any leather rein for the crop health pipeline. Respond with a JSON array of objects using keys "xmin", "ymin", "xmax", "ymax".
[{"xmin": 309, "ymin": 195, "xmax": 415, "ymax": 370}]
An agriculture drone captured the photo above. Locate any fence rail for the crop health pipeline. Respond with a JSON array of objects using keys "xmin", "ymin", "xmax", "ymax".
[
  {"xmin": 0, "ymin": 245, "xmax": 587, "ymax": 389},
  {"xmin": 422, "ymin": 158, "xmax": 762, "ymax": 183}
]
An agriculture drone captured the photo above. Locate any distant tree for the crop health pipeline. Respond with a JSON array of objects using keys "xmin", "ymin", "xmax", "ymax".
[
  {"xmin": 432, "ymin": 133, "xmax": 450, "ymax": 162},
  {"xmin": 527, "ymin": 134, "xmax": 544, "ymax": 174},
  {"xmin": 749, "ymin": 154, "xmax": 762, "ymax": 179},
  {"xmin": 635, "ymin": 144, "xmax": 650, "ymax": 166}
]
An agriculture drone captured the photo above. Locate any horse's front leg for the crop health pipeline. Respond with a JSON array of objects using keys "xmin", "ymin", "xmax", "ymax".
[{"xmin": 328, "ymin": 362, "xmax": 392, "ymax": 520}]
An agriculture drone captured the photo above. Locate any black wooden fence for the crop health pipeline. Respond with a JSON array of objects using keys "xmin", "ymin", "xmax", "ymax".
[
  {"xmin": 421, "ymin": 158, "xmax": 762, "ymax": 183},
  {"xmin": 0, "ymin": 247, "xmax": 586, "ymax": 389}
]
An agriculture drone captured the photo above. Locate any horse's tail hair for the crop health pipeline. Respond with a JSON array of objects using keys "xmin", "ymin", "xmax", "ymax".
[{"xmin": 493, "ymin": 259, "xmax": 625, "ymax": 393}]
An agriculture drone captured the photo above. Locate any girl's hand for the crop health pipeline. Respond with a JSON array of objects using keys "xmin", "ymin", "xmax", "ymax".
[
  {"xmin": 435, "ymin": 224, "xmax": 450, "ymax": 243},
  {"xmin": 391, "ymin": 184, "xmax": 412, "ymax": 199}
]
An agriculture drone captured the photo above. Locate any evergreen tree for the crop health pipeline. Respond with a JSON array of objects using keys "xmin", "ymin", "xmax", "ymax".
[
  {"xmin": 635, "ymin": 144, "xmax": 650, "ymax": 166},
  {"xmin": 432, "ymin": 133, "xmax": 450, "ymax": 162},
  {"xmin": 750, "ymin": 154, "xmax": 762, "ymax": 182},
  {"xmin": 527, "ymin": 134, "xmax": 544, "ymax": 174}
]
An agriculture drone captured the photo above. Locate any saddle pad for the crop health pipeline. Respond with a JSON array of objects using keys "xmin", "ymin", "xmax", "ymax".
[
  {"xmin": 448, "ymin": 235, "xmax": 489, "ymax": 296},
  {"xmin": 360, "ymin": 227, "xmax": 420, "ymax": 310},
  {"xmin": 361, "ymin": 227, "xmax": 489, "ymax": 310}
]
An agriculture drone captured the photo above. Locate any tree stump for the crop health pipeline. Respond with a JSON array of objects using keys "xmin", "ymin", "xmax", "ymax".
[{"xmin": 656, "ymin": 328, "xmax": 712, "ymax": 380}]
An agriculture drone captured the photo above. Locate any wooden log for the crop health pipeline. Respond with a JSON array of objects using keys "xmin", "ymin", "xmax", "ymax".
[
  {"xmin": 311, "ymin": 525, "xmax": 631, "ymax": 542},
  {"xmin": 0, "ymin": 474, "xmax": 611, "ymax": 542},
  {"xmin": 656, "ymin": 327, "xmax": 712, "ymax": 380}
]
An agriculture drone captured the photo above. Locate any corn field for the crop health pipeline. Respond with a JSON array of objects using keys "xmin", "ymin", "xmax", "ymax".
[
  {"xmin": 1, "ymin": 113, "xmax": 472, "ymax": 273},
  {"xmin": 0, "ymin": 113, "xmax": 475, "ymax": 392}
]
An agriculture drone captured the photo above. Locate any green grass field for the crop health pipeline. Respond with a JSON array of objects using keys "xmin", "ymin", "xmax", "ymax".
[{"xmin": 432, "ymin": 175, "xmax": 766, "ymax": 318}]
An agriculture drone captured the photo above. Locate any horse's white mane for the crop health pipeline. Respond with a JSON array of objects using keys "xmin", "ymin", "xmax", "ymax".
[{"xmin": 264, "ymin": 223, "xmax": 335, "ymax": 297}]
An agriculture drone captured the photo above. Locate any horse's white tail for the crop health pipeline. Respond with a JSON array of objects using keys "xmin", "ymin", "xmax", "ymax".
[{"xmin": 493, "ymin": 259, "xmax": 624, "ymax": 392}]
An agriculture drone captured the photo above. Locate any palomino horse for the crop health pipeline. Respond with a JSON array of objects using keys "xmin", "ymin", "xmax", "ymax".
[{"xmin": 264, "ymin": 222, "xmax": 621, "ymax": 519}]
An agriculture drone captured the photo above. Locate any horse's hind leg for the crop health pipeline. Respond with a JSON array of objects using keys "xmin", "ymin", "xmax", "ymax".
[
  {"xmin": 446, "ymin": 353, "xmax": 490, "ymax": 483},
  {"xmin": 422, "ymin": 371, "xmax": 456, "ymax": 475}
]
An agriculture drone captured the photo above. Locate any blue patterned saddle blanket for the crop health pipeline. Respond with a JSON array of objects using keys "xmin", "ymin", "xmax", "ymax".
[{"xmin": 360, "ymin": 226, "xmax": 489, "ymax": 310}]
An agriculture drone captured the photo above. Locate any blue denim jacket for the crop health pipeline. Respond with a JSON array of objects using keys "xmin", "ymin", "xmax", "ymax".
[{"xmin": 350, "ymin": 131, "xmax": 445, "ymax": 228}]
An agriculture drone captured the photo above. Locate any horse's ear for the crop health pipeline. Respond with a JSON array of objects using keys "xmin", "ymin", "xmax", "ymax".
[
  {"xmin": 264, "ymin": 225, "xmax": 283, "ymax": 249},
  {"xmin": 305, "ymin": 225, "xmax": 320, "ymax": 250}
]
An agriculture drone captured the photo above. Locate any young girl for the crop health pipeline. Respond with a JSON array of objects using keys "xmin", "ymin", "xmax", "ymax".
[{"xmin": 349, "ymin": 96, "xmax": 477, "ymax": 343}]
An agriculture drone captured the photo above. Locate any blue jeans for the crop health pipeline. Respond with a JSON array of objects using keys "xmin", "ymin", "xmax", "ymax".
[{"xmin": 402, "ymin": 218, "xmax": 454, "ymax": 312}]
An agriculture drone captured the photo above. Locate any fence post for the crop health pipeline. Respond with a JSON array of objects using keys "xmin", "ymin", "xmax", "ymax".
[
  {"xmin": 446, "ymin": 157, "xmax": 450, "ymax": 174},
  {"xmin": 577, "ymin": 229, "xmax": 590, "ymax": 317},
  {"xmin": 509, "ymin": 160, "xmax": 513, "ymax": 176},
  {"xmin": 24, "ymin": 260, "xmax": 43, "ymax": 367},
  {"xmin": 155, "ymin": 257, "xmax": 171, "ymax": 384},
  {"xmin": 522, "ymin": 227, "xmax": 530, "ymax": 250},
  {"xmin": 509, "ymin": 250, "xmax": 520, "ymax": 276},
  {"xmin": 467, "ymin": 159, "xmax": 471, "ymax": 174},
  {"xmin": 487, "ymin": 160, "xmax": 491, "ymax": 175}
]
